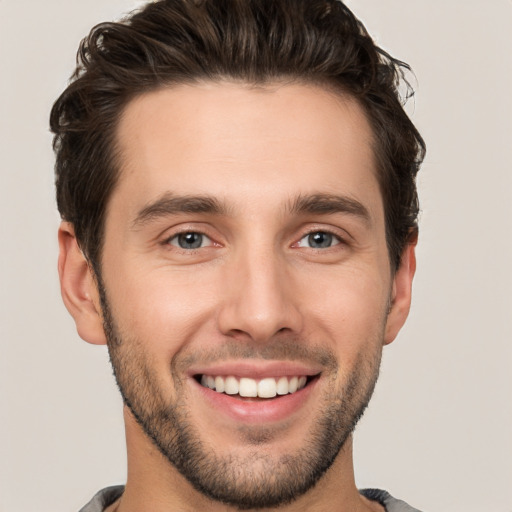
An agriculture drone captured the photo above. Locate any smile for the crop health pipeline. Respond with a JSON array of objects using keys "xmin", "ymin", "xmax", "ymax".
[
  {"xmin": 191, "ymin": 365, "xmax": 321, "ymax": 423},
  {"xmin": 199, "ymin": 375, "xmax": 308, "ymax": 398}
]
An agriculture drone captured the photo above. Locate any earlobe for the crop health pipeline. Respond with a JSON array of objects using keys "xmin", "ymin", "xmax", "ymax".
[
  {"xmin": 383, "ymin": 238, "xmax": 417, "ymax": 345},
  {"xmin": 58, "ymin": 222, "xmax": 107, "ymax": 345}
]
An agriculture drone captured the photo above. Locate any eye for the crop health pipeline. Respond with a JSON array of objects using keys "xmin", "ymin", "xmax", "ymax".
[
  {"xmin": 168, "ymin": 232, "xmax": 212, "ymax": 250},
  {"xmin": 297, "ymin": 231, "xmax": 341, "ymax": 249}
]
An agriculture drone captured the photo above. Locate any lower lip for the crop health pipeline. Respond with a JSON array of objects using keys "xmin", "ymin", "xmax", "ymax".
[{"xmin": 192, "ymin": 378, "xmax": 318, "ymax": 424}]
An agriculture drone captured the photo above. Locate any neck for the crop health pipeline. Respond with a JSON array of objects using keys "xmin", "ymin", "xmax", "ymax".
[{"xmin": 113, "ymin": 407, "xmax": 382, "ymax": 512}]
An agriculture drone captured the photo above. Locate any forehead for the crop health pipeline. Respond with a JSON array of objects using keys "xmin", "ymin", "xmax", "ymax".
[{"xmin": 112, "ymin": 81, "xmax": 381, "ymax": 220}]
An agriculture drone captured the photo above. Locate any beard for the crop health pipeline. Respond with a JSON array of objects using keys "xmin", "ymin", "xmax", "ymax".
[{"xmin": 98, "ymin": 280, "xmax": 383, "ymax": 510}]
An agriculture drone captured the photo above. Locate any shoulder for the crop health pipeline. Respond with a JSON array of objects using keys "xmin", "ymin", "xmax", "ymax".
[
  {"xmin": 79, "ymin": 486, "xmax": 125, "ymax": 512},
  {"xmin": 360, "ymin": 488, "xmax": 424, "ymax": 512}
]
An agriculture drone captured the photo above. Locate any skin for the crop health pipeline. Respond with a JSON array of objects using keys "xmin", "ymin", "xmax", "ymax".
[{"xmin": 58, "ymin": 82, "xmax": 416, "ymax": 512}]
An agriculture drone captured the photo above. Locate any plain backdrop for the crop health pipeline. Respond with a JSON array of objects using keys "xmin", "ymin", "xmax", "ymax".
[{"xmin": 1, "ymin": 1, "xmax": 511, "ymax": 511}]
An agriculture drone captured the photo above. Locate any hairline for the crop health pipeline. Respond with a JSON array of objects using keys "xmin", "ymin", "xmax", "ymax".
[{"xmin": 91, "ymin": 77, "xmax": 395, "ymax": 277}]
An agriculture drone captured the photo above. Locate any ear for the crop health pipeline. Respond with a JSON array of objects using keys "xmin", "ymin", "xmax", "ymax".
[
  {"xmin": 58, "ymin": 222, "xmax": 107, "ymax": 345},
  {"xmin": 383, "ymin": 237, "xmax": 417, "ymax": 345}
]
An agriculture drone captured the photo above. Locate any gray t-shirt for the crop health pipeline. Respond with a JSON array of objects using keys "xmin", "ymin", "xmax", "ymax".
[{"xmin": 79, "ymin": 486, "xmax": 423, "ymax": 511}]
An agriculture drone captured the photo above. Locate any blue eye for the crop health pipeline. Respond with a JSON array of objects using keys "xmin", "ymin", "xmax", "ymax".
[
  {"xmin": 298, "ymin": 231, "xmax": 340, "ymax": 249},
  {"xmin": 169, "ymin": 232, "xmax": 211, "ymax": 249}
]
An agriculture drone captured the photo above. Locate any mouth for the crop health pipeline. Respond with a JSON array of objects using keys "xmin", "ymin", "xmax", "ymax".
[
  {"xmin": 190, "ymin": 364, "xmax": 322, "ymax": 423},
  {"xmin": 195, "ymin": 374, "xmax": 318, "ymax": 399},
  {"xmin": 189, "ymin": 361, "xmax": 323, "ymax": 423}
]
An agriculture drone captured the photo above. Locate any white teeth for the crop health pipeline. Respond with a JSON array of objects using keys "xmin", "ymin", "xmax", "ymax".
[
  {"xmin": 239, "ymin": 377, "xmax": 258, "ymax": 397},
  {"xmin": 201, "ymin": 375, "xmax": 217, "ymax": 389},
  {"xmin": 224, "ymin": 376, "xmax": 239, "ymax": 395},
  {"xmin": 288, "ymin": 376, "xmax": 298, "ymax": 393},
  {"xmin": 276, "ymin": 376, "xmax": 289, "ymax": 395},
  {"xmin": 258, "ymin": 378, "xmax": 277, "ymax": 398},
  {"xmin": 200, "ymin": 375, "xmax": 309, "ymax": 398},
  {"xmin": 214, "ymin": 376, "xmax": 225, "ymax": 393}
]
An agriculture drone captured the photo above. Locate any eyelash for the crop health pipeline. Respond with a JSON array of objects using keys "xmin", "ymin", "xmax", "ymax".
[
  {"xmin": 294, "ymin": 229, "xmax": 346, "ymax": 250},
  {"xmin": 163, "ymin": 231, "xmax": 215, "ymax": 251},
  {"xmin": 162, "ymin": 227, "xmax": 347, "ymax": 253}
]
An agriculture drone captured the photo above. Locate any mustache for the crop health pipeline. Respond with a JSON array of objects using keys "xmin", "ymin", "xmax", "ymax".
[{"xmin": 173, "ymin": 337, "xmax": 338, "ymax": 373}]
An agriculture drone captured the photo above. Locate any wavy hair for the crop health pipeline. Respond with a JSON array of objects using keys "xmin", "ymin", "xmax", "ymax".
[{"xmin": 50, "ymin": 0, "xmax": 425, "ymax": 271}]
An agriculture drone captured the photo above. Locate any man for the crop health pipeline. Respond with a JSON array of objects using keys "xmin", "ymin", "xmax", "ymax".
[{"xmin": 51, "ymin": 0, "xmax": 425, "ymax": 510}]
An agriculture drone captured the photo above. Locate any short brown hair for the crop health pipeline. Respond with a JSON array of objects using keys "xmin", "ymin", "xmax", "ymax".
[{"xmin": 50, "ymin": 0, "xmax": 425, "ymax": 272}]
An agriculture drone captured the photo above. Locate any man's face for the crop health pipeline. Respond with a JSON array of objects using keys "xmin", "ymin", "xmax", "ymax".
[{"xmin": 95, "ymin": 82, "xmax": 408, "ymax": 508}]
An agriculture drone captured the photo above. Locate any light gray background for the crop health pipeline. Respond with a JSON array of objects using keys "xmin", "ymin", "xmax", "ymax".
[{"xmin": 1, "ymin": 1, "xmax": 511, "ymax": 511}]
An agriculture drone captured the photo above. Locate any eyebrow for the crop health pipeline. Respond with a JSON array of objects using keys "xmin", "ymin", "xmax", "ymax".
[
  {"xmin": 131, "ymin": 191, "xmax": 371, "ymax": 229},
  {"xmin": 132, "ymin": 193, "xmax": 227, "ymax": 228},
  {"xmin": 288, "ymin": 193, "xmax": 371, "ymax": 224}
]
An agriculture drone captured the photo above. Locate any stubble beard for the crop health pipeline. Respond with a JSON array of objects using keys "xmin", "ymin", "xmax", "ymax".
[{"xmin": 99, "ymin": 282, "xmax": 383, "ymax": 510}]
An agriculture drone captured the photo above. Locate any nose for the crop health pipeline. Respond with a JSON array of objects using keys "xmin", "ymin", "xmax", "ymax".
[{"xmin": 217, "ymin": 246, "xmax": 303, "ymax": 343}]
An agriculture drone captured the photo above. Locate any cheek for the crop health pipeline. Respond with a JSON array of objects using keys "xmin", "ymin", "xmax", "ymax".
[
  {"xmin": 302, "ymin": 267, "xmax": 390, "ymax": 352},
  {"xmin": 105, "ymin": 265, "xmax": 219, "ymax": 355}
]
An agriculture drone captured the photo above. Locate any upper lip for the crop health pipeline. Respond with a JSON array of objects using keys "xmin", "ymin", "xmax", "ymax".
[{"xmin": 188, "ymin": 360, "xmax": 323, "ymax": 379}]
